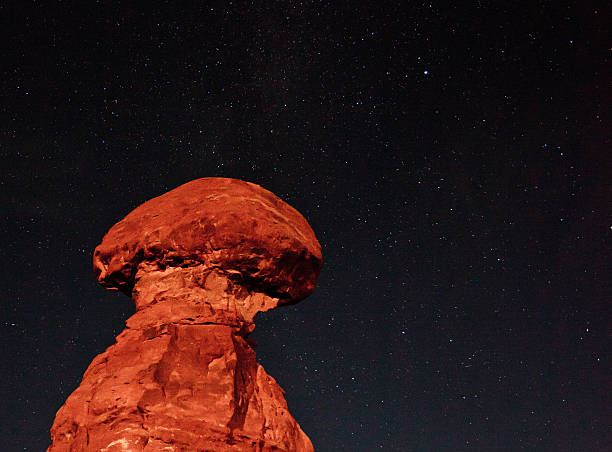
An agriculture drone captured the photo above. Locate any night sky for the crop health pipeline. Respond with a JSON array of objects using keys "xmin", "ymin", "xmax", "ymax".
[{"xmin": 2, "ymin": 2, "xmax": 610, "ymax": 451}]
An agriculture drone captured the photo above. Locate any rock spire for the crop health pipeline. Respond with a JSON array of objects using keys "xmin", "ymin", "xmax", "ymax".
[{"xmin": 48, "ymin": 177, "xmax": 322, "ymax": 451}]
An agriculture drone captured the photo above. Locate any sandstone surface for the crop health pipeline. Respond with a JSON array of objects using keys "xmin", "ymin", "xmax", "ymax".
[{"xmin": 48, "ymin": 177, "xmax": 322, "ymax": 452}]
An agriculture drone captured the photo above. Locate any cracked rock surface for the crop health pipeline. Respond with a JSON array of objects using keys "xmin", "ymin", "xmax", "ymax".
[{"xmin": 48, "ymin": 178, "xmax": 322, "ymax": 452}]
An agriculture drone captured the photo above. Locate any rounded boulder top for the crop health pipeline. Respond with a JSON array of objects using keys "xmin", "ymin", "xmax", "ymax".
[{"xmin": 93, "ymin": 177, "xmax": 323, "ymax": 303}]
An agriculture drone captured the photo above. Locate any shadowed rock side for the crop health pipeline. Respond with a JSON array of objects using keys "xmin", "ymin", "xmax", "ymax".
[{"xmin": 48, "ymin": 178, "xmax": 322, "ymax": 452}]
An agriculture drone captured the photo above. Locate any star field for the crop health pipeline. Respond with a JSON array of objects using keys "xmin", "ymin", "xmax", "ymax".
[{"xmin": 1, "ymin": 2, "xmax": 609, "ymax": 451}]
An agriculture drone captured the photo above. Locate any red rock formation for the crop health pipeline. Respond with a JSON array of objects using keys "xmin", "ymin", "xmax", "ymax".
[{"xmin": 48, "ymin": 178, "xmax": 322, "ymax": 452}]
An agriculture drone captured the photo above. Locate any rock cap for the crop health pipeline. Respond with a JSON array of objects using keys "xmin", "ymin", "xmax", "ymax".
[{"xmin": 93, "ymin": 177, "xmax": 322, "ymax": 303}]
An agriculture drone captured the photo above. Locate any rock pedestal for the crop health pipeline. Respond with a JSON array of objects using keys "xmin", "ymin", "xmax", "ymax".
[{"xmin": 48, "ymin": 178, "xmax": 322, "ymax": 452}]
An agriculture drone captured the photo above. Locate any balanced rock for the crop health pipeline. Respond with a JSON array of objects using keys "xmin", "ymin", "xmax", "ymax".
[{"xmin": 48, "ymin": 177, "xmax": 322, "ymax": 452}]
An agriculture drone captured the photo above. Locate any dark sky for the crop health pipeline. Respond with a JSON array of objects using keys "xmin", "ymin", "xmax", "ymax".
[{"xmin": 2, "ymin": 2, "xmax": 610, "ymax": 451}]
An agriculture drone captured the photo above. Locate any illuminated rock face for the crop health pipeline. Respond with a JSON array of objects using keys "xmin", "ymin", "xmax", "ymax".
[{"xmin": 48, "ymin": 178, "xmax": 322, "ymax": 452}]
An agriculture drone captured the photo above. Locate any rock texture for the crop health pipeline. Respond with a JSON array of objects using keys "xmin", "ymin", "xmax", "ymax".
[{"xmin": 48, "ymin": 178, "xmax": 322, "ymax": 452}]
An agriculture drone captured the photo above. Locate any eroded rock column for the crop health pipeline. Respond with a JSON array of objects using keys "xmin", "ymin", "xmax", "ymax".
[{"xmin": 48, "ymin": 178, "xmax": 322, "ymax": 452}]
